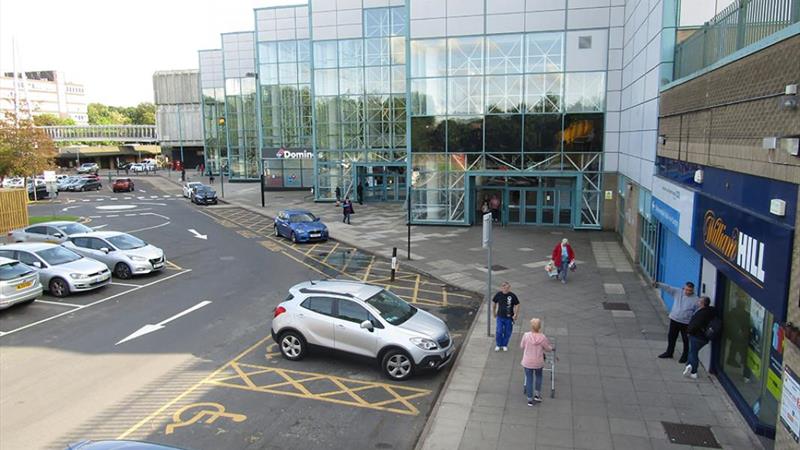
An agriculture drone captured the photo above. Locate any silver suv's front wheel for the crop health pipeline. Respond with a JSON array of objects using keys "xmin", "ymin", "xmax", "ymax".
[
  {"xmin": 279, "ymin": 331, "xmax": 306, "ymax": 361},
  {"xmin": 382, "ymin": 349, "xmax": 413, "ymax": 381}
]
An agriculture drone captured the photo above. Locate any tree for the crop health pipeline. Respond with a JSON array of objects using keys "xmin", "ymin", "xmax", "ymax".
[
  {"xmin": 131, "ymin": 103, "xmax": 156, "ymax": 125},
  {"xmin": 87, "ymin": 102, "xmax": 155, "ymax": 125},
  {"xmin": 33, "ymin": 113, "xmax": 76, "ymax": 126},
  {"xmin": 0, "ymin": 112, "xmax": 57, "ymax": 179}
]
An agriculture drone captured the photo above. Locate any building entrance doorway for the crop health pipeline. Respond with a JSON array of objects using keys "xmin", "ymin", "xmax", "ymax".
[
  {"xmin": 355, "ymin": 165, "xmax": 407, "ymax": 202},
  {"xmin": 473, "ymin": 176, "xmax": 575, "ymax": 226}
]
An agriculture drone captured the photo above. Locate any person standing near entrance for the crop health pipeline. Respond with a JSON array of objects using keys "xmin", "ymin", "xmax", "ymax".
[
  {"xmin": 357, "ymin": 182, "xmax": 364, "ymax": 205},
  {"xmin": 493, "ymin": 281, "xmax": 520, "ymax": 352},
  {"xmin": 550, "ymin": 238, "xmax": 575, "ymax": 284},
  {"xmin": 653, "ymin": 281, "xmax": 699, "ymax": 363},
  {"xmin": 335, "ymin": 186, "xmax": 341, "ymax": 203},
  {"xmin": 684, "ymin": 296, "xmax": 716, "ymax": 379},
  {"xmin": 342, "ymin": 197, "xmax": 354, "ymax": 224},
  {"xmin": 489, "ymin": 194, "xmax": 501, "ymax": 223}
]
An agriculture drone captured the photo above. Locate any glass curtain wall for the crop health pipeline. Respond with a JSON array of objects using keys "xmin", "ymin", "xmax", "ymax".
[
  {"xmin": 313, "ymin": 6, "xmax": 407, "ymax": 201},
  {"xmin": 409, "ymin": 32, "xmax": 605, "ymax": 225},
  {"xmin": 199, "ymin": 49, "xmax": 226, "ymax": 175},
  {"xmin": 222, "ymin": 32, "xmax": 260, "ymax": 180}
]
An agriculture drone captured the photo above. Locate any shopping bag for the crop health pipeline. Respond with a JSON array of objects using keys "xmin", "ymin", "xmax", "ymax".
[{"xmin": 569, "ymin": 261, "xmax": 577, "ymax": 272}]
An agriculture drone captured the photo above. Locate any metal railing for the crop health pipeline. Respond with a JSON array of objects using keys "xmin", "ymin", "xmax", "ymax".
[
  {"xmin": 674, "ymin": 0, "xmax": 800, "ymax": 80},
  {"xmin": 38, "ymin": 125, "xmax": 158, "ymax": 143}
]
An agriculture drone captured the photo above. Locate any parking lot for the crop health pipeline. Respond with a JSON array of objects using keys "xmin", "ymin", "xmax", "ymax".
[{"xmin": 1, "ymin": 177, "xmax": 483, "ymax": 450}]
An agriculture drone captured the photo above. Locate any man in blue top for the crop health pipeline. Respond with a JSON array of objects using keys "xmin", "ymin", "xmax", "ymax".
[{"xmin": 653, "ymin": 281, "xmax": 700, "ymax": 363}]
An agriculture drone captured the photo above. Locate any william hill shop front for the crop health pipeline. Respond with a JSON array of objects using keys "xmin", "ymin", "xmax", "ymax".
[{"xmin": 686, "ymin": 167, "xmax": 797, "ymax": 438}]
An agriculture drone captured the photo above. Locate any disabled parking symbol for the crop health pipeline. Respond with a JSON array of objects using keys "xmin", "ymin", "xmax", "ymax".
[{"xmin": 165, "ymin": 402, "xmax": 247, "ymax": 435}]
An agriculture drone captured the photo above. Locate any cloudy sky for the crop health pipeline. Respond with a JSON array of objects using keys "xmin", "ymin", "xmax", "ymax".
[{"xmin": 0, "ymin": 0, "xmax": 730, "ymax": 107}]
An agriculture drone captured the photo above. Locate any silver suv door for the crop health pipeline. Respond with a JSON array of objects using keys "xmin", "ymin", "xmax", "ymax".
[
  {"xmin": 297, "ymin": 297, "xmax": 336, "ymax": 348},
  {"xmin": 333, "ymin": 299, "xmax": 378, "ymax": 357}
]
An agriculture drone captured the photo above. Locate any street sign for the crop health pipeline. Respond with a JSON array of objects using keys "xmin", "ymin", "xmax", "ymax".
[{"xmin": 482, "ymin": 213, "xmax": 492, "ymax": 248}]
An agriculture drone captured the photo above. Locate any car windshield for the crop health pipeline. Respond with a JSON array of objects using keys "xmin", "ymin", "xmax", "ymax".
[
  {"xmin": 59, "ymin": 223, "xmax": 93, "ymax": 235},
  {"xmin": 107, "ymin": 234, "xmax": 147, "ymax": 250},
  {"xmin": 365, "ymin": 289, "xmax": 416, "ymax": 325},
  {"xmin": 0, "ymin": 261, "xmax": 34, "ymax": 281},
  {"xmin": 36, "ymin": 247, "xmax": 81, "ymax": 265},
  {"xmin": 197, "ymin": 187, "xmax": 216, "ymax": 195},
  {"xmin": 289, "ymin": 213, "xmax": 316, "ymax": 223}
]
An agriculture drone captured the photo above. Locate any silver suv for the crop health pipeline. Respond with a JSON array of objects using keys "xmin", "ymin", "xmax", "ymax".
[{"xmin": 271, "ymin": 280, "xmax": 454, "ymax": 381}]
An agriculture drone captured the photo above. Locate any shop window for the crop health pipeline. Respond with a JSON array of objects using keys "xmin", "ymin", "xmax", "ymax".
[
  {"xmin": 485, "ymin": 115, "xmax": 522, "ymax": 153},
  {"xmin": 410, "ymin": 116, "xmax": 446, "ymax": 152},
  {"xmin": 446, "ymin": 116, "xmax": 483, "ymax": 153}
]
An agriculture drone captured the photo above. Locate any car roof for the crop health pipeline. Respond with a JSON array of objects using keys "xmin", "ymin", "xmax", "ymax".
[
  {"xmin": 292, "ymin": 280, "xmax": 382, "ymax": 300},
  {"xmin": 186, "ymin": 181, "xmax": 202, "ymax": 185},
  {"xmin": 2, "ymin": 242, "xmax": 59, "ymax": 252},
  {"xmin": 283, "ymin": 209, "xmax": 313, "ymax": 215},
  {"xmin": 29, "ymin": 221, "xmax": 80, "ymax": 227},
  {"xmin": 69, "ymin": 231, "xmax": 124, "ymax": 239}
]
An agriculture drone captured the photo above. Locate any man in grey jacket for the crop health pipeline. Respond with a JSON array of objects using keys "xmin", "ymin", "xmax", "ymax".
[{"xmin": 653, "ymin": 281, "xmax": 700, "ymax": 363}]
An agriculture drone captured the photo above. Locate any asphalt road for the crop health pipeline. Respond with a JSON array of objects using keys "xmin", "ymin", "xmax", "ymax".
[{"xmin": 0, "ymin": 177, "xmax": 481, "ymax": 450}]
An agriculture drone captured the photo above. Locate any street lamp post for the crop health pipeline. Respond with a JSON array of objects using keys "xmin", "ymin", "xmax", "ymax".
[
  {"xmin": 217, "ymin": 116, "xmax": 225, "ymax": 198},
  {"xmin": 177, "ymin": 105, "xmax": 184, "ymax": 167}
]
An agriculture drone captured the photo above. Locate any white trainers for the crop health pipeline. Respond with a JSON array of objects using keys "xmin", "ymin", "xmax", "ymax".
[
  {"xmin": 494, "ymin": 346, "xmax": 500, "ymax": 352},
  {"xmin": 689, "ymin": 373, "xmax": 698, "ymax": 379},
  {"xmin": 682, "ymin": 364, "xmax": 692, "ymax": 377},
  {"xmin": 502, "ymin": 346, "xmax": 508, "ymax": 352}
]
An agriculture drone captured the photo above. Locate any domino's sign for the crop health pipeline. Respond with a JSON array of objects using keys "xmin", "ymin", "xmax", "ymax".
[{"xmin": 276, "ymin": 148, "xmax": 313, "ymax": 159}]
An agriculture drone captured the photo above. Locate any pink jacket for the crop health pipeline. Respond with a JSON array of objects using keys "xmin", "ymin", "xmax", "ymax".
[{"xmin": 520, "ymin": 332, "xmax": 553, "ymax": 369}]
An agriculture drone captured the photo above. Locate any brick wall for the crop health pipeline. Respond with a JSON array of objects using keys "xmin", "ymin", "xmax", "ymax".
[{"xmin": 658, "ymin": 34, "xmax": 800, "ymax": 184}]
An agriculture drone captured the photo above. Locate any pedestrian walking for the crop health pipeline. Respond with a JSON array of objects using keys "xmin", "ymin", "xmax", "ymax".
[
  {"xmin": 342, "ymin": 197, "xmax": 354, "ymax": 224},
  {"xmin": 335, "ymin": 186, "xmax": 342, "ymax": 203},
  {"xmin": 492, "ymin": 281, "xmax": 519, "ymax": 352},
  {"xmin": 654, "ymin": 281, "xmax": 699, "ymax": 363},
  {"xmin": 356, "ymin": 182, "xmax": 364, "ymax": 205},
  {"xmin": 550, "ymin": 238, "xmax": 575, "ymax": 284},
  {"xmin": 480, "ymin": 197, "xmax": 490, "ymax": 216},
  {"xmin": 489, "ymin": 194, "xmax": 501, "ymax": 223},
  {"xmin": 520, "ymin": 318, "xmax": 554, "ymax": 405},
  {"xmin": 181, "ymin": 168, "xmax": 186, "ymax": 182},
  {"xmin": 683, "ymin": 296, "xmax": 717, "ymax": 379},
  {"xmin": 209, "ymin": 173, "xmax": 215, "ymax": 184}
]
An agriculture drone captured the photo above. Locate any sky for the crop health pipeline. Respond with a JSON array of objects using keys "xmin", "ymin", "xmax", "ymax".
[
  {"xmin": 0, "ymin": 0, "xmax": 298, "ymax": 106},
  {"xmin": 0, "ymin": 0, "xmax": 732, "ymax": 107}
]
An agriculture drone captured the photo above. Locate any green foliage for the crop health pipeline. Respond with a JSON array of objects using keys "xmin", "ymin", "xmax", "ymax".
[
  {"xmin": 29, "ymin": 215, "xmax": 79, "ymax": 225},
  {"xmin": 88, "ymin": 102, "xmax": 155, "ymax": 125},
  {"xmin": 0, "ymin": 112, "xmax": 56, "ymax": 178},
  {"xmin": 33, "ymin": 114, "xmax": 76, "ymax": 126}
]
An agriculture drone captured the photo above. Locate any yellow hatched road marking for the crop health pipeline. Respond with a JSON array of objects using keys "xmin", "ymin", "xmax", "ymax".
[
  {"xmin": 361, "ymin": 256, "xmax": 375, "ymax": 282},
  {"xmin": 321, "ymin": 243, "xmax": 339, "ymax": 264}
]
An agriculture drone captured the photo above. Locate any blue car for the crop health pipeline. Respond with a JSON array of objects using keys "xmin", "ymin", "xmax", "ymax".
[{"xmin": 274, "ymin": 209, "xmax": 329, "ymax": 243}]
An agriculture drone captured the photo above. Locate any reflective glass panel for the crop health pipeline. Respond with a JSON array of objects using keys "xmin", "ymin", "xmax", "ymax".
[
  {"xmin": 314, "ymin": 69, "xmax": 339, "ymax": 96},
  {"xmin": 446, "ymin": 116, "xmax": 483, "ymax": 152},
  {"xmin": 526, "ymin": 32, "xmax": 564, "ymax": 73},
  {"xmin": 313, "ymin": 41, "xmax": 338, "ymax": 68},
  {"xmin": 410, "ymin": 78, "xmax": 446, "ymax": 116},
  {"xmin": 365, "ymin": 8, "xmax": 390, "ymax": 37},
  {"xmin": 410, "ymin": 39, "xmax": 446, "ymax": 78},
  {"xmin": 565, "ymin": 72, "xmax": 605, "ymax": 112},
  {"xmin": 338, "ymin": 68, "xmax": 364, "ymax": 95},
  {"xmin": 390, "ymin": 7, "xmax": 406, "ymax": 36},
  {"xmin": 525, "ymin": 73, "xmax": 562, "ymax": 112},
  {"xmin": 486, "ymin": 34, "xmax": 523, "ymax": 75},
  {"xmin": 410, "ymin": 116, "xmax": 446, "ymax": 152},
  {"xmin": 365, "ymin": 38, "xmax": 391, "ymax": 66},
  {"xmin": 278, "ymin": 41, "xmax": 297, "ymax": 63},
  {"xmin": 523, "ymin": 115, "xmax": 562, "ymax": 152},
  {"xmin": 563, "ymin": 113, "xmax": 604, "ymax": 151},
  {"xmin": 485, "ymin": 115, "xmax": 522, "ymax": 152},
  {"xmin": 339, "ymin": 39, "xmax": 363, "ymax": 67},
  {"xmin": 447, "ymin": 77, "xmax": 483, "ymax": 115},
  {"xmin": 486, "ymin": 75, "xmax": 523, "ymax": 114},
  {"xmin": 448, "ymin": 36, "xmax": 484, "ymax": 76}
]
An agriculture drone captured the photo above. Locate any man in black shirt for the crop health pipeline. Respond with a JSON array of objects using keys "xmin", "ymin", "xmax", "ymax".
[
  {"xmin": 492, "ymin": 281, "xmax": 520, "ymax": 352},
  {"xmin": 684, "ymin": 296, "xmax": 715, "ymax": 379}
]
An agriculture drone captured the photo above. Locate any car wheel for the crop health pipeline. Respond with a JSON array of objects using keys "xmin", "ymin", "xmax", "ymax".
[
  {"xmin": 114, "ymin": 262, "xmax": 133, "ymax": 279},
  {"xmin": 274, "ymin": 225, "xmax": 280, "ymax": 237},
  {"xmin": 49, "ymin": 278, "xmax": 70, "ymax": 298},
  {"xmin": 291, "ymin": 232, "xmax": 298, "ymax": 243},
  {"xmin": 279, "ymin": 331, "xmax": 306, "ymax": 361},
  {"xmin": 382, "ymin": 349, "xmax": 414, "ymax": 381}
]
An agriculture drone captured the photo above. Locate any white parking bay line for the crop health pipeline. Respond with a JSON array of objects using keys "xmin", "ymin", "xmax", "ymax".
[
  {"xmin": 36, "ymin": 299, "xmax": 83, "ymax": 308},
  {"xmin": 82, "ymin": 200, "xmax": 91, "ymax": 202},
  {"xmin": 124, "ymin": 197, "xmax": 132, "ymax": 200},
  {"xmin": 124, "ymin": 213, "xmax": 137, "ymax": 217},
  {"xmin": 0, "ymin": 269, "xmax": 192, "ymax": 338},
  {"xmin": 150, "ymin": 195, "xmax": 158, "ymax": 199},
  {"xmin": 110, "ymin": 281, "xmax": 139, "ymax": 287}
]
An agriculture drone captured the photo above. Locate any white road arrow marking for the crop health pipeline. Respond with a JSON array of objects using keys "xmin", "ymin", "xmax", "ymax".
[
  {"xmin": 92, "ymin": 224, "xmax": 109, "ymax": 230},
  {"xmin": 115, "ymin": 300, "xmax": 211, "ymax": 345},
  {"xmin": 188, "ymin": 229, "xmax": 207, "ymax": 240}
]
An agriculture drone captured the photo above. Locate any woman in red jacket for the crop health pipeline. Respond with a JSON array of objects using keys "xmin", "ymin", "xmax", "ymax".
[{"xmin": 551, "ymin": 238, "xmax": 575, "ymax": 284}]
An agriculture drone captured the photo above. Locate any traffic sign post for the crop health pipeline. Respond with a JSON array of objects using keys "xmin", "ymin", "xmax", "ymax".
[{"xmin": 482, "ymin": 213, "xmax": 493, "ymax": 337}]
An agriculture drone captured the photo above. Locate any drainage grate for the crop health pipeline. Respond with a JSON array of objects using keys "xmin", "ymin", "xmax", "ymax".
[
  {"xmin": 485, "ymin": 264, "xmax": 508, "ymax": 271},
  {"xmin": 661, "ymin": 422, "xmax": 721, "ymax": 448},
  {"xmin": 602, "ymin": 302, "xmax": 631, "ymax": 311}
]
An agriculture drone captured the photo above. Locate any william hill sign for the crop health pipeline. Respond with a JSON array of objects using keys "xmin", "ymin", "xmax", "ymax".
[{"xmin": 694, "ymin": 195, "xmax": 793, "ymax": 321}]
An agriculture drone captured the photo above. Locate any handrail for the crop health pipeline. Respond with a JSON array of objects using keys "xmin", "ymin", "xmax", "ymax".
[{"xmin": 37, "ymin": 125, "xmax": 158, "ymax": 142}]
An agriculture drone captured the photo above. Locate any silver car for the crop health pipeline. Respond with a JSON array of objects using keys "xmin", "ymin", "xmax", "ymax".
[
  {"xmin": 7, "ymin": 221, "xmax": 94, "ymax": 244},
  {"xmin": 63, "ymin": 231, "xmax": 165, "ymax": 279},
  {"xmin": 0, "ymin": 243, "xmax": 111, "ymax": 297},
  {"xmin": 0, "ymin": 257, "xmax": 42, "ymax": 309},
  {"xmin": 271, "ymin": 280, "xmax": 454, "ymax": 381}
]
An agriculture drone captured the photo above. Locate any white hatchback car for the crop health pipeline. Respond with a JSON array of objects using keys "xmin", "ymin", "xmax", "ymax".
[
  {"xmin": 271, "ymin": 280, "xmax": 454, "ymax": 381},
  {"xmin": 0, "ymin": 257, "xmax": 42, "ymax": 309},
  {"xmin": 64, "ymin": 232, "xmax": 165, "ymax": 279}
]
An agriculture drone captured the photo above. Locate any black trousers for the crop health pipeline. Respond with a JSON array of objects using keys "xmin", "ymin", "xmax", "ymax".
[{"xmin": 666, "ymin": 319, "xmax": 689, "ymax": 359}]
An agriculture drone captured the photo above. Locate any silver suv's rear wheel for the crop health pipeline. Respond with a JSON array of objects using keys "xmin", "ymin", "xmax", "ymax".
[
  {"xmin": 382, "ymin": 349, "xmax": 413, "ymax": 381},
  {"xmin": 279, "ymin": 331, "xmax": 306, "ymax": 361}
]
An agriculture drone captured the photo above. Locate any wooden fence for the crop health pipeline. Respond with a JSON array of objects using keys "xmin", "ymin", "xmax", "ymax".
[{"xmin": 0, "ymin": 190, "xmax": 29, "ymax": 235}]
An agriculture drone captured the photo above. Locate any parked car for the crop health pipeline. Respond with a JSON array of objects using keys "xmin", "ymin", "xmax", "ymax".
[
  {"xmin": 76, "ymin": 163, "xmax": 99, "ymax": 174},
  {"xmin": 182, "ymin": 181, "xmax": 203, "ymax": 198},
  {"xmin": 67, "ymin": 440, "xmax": 188, "ymax": 450},
  {"xmin": 0, "ymin": 256, "xmax": 42, "ymax": 309},
  {"xmin": 274, "ymin": 209, "xmax": 329, "ymax": 243},
  {"xmin": 191, "ymin": 185, "xmax": 218, "ymax": 205},
  {"xmin": 81, "ymin": 173, "xmax": 101, "ymax": 181},
  {"xmin": 70, "ymin": 178, "xmax": 102, "ymax": 192},
  {"xmin": 129, "ymin": 163, "xmax": 146, "ymax": 173},
  {"xmin": 58, "ymin": 176, "xmax": 80, "ymax": 191},
  {"xmin": 7, "ymin": 221, "xmax": 93, "ymax": 244},
  {"xmin": 2, "ymin": 177, "xmax": 23, "ymax": 188},
  {"xmin": 64, "ymin": 231, "xmax": 165, "ymax": 279},
  {"xmin": 0, "ymin": 243, "xmax": 111, "ymax": 297},
  {"xmin": 112, "ymin": 178, "xmax": 135, "ymax": 193},
  {"xmin": 27, "ymin": 184, "xmax": 50, "ymax": 200},
  {"xmin": 271, "ymin": 280, "xmax": 454, "ymax": 381}
]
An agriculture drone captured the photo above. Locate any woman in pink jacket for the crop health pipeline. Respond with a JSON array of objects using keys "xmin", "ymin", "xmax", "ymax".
[{"xmin": 520, "ymin": 318, "xmax": 554, "ymax": 405}]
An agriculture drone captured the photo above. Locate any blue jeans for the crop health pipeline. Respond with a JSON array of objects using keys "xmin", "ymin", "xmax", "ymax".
[
  {"xmin": 688, "ymin": 335, "xmax": 709, "ymax": 374},
  {"xmin": 524, "ymin": 367, "xmax": 543, "ymax": 399},
  {"xmin": 559, "ymin": 261, "xmax": 569, "ymax": 282},
  {"xmin": 496, "ymin": 317, "xmax": 513, "ymax": 347}
]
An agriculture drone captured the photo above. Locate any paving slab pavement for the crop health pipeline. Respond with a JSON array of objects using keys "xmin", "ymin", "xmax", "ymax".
[{"xmin": 162, "ymin": 176, "xmax": 767, "ymax": 450}]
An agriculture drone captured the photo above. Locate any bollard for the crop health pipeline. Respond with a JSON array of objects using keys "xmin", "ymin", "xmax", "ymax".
[{"xmin": 391, "ymin": 247, "xmax": 397, "ymax": 282}]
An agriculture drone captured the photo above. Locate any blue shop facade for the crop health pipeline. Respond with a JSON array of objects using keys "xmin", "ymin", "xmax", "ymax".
[{"xmin": 653, "ymin": 157, "xmax": 797, "ymax": 438}]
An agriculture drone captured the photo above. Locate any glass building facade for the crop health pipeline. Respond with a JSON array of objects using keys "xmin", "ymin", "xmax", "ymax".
[
  {"xmin": 199, "ymin": 49, "xmax": 226, "ymax": 175},
  {"xmin": 198, "ymin": 0, "xmax": 616, "ymax": 228}
]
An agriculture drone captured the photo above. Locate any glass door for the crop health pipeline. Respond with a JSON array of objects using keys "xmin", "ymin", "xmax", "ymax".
[
  {"xmin": 524, "ymin": 190, "xmax": 538, "ymax": 223},
  {"xmin": 541, "ymin": 189, "xmax": 556, "ymax": 225},
  {"xmin": 507, "ymin": 189, "xmax": 522, "ymax": 224},
  {"xmin": 557, "ymin": 189, "xmax": 572, "ymax": 225}
]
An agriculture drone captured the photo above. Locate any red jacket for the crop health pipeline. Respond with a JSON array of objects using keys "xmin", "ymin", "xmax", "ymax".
[{"xmin": 551, "ymin": 243, "xmax": 575, "ymax": 266}]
